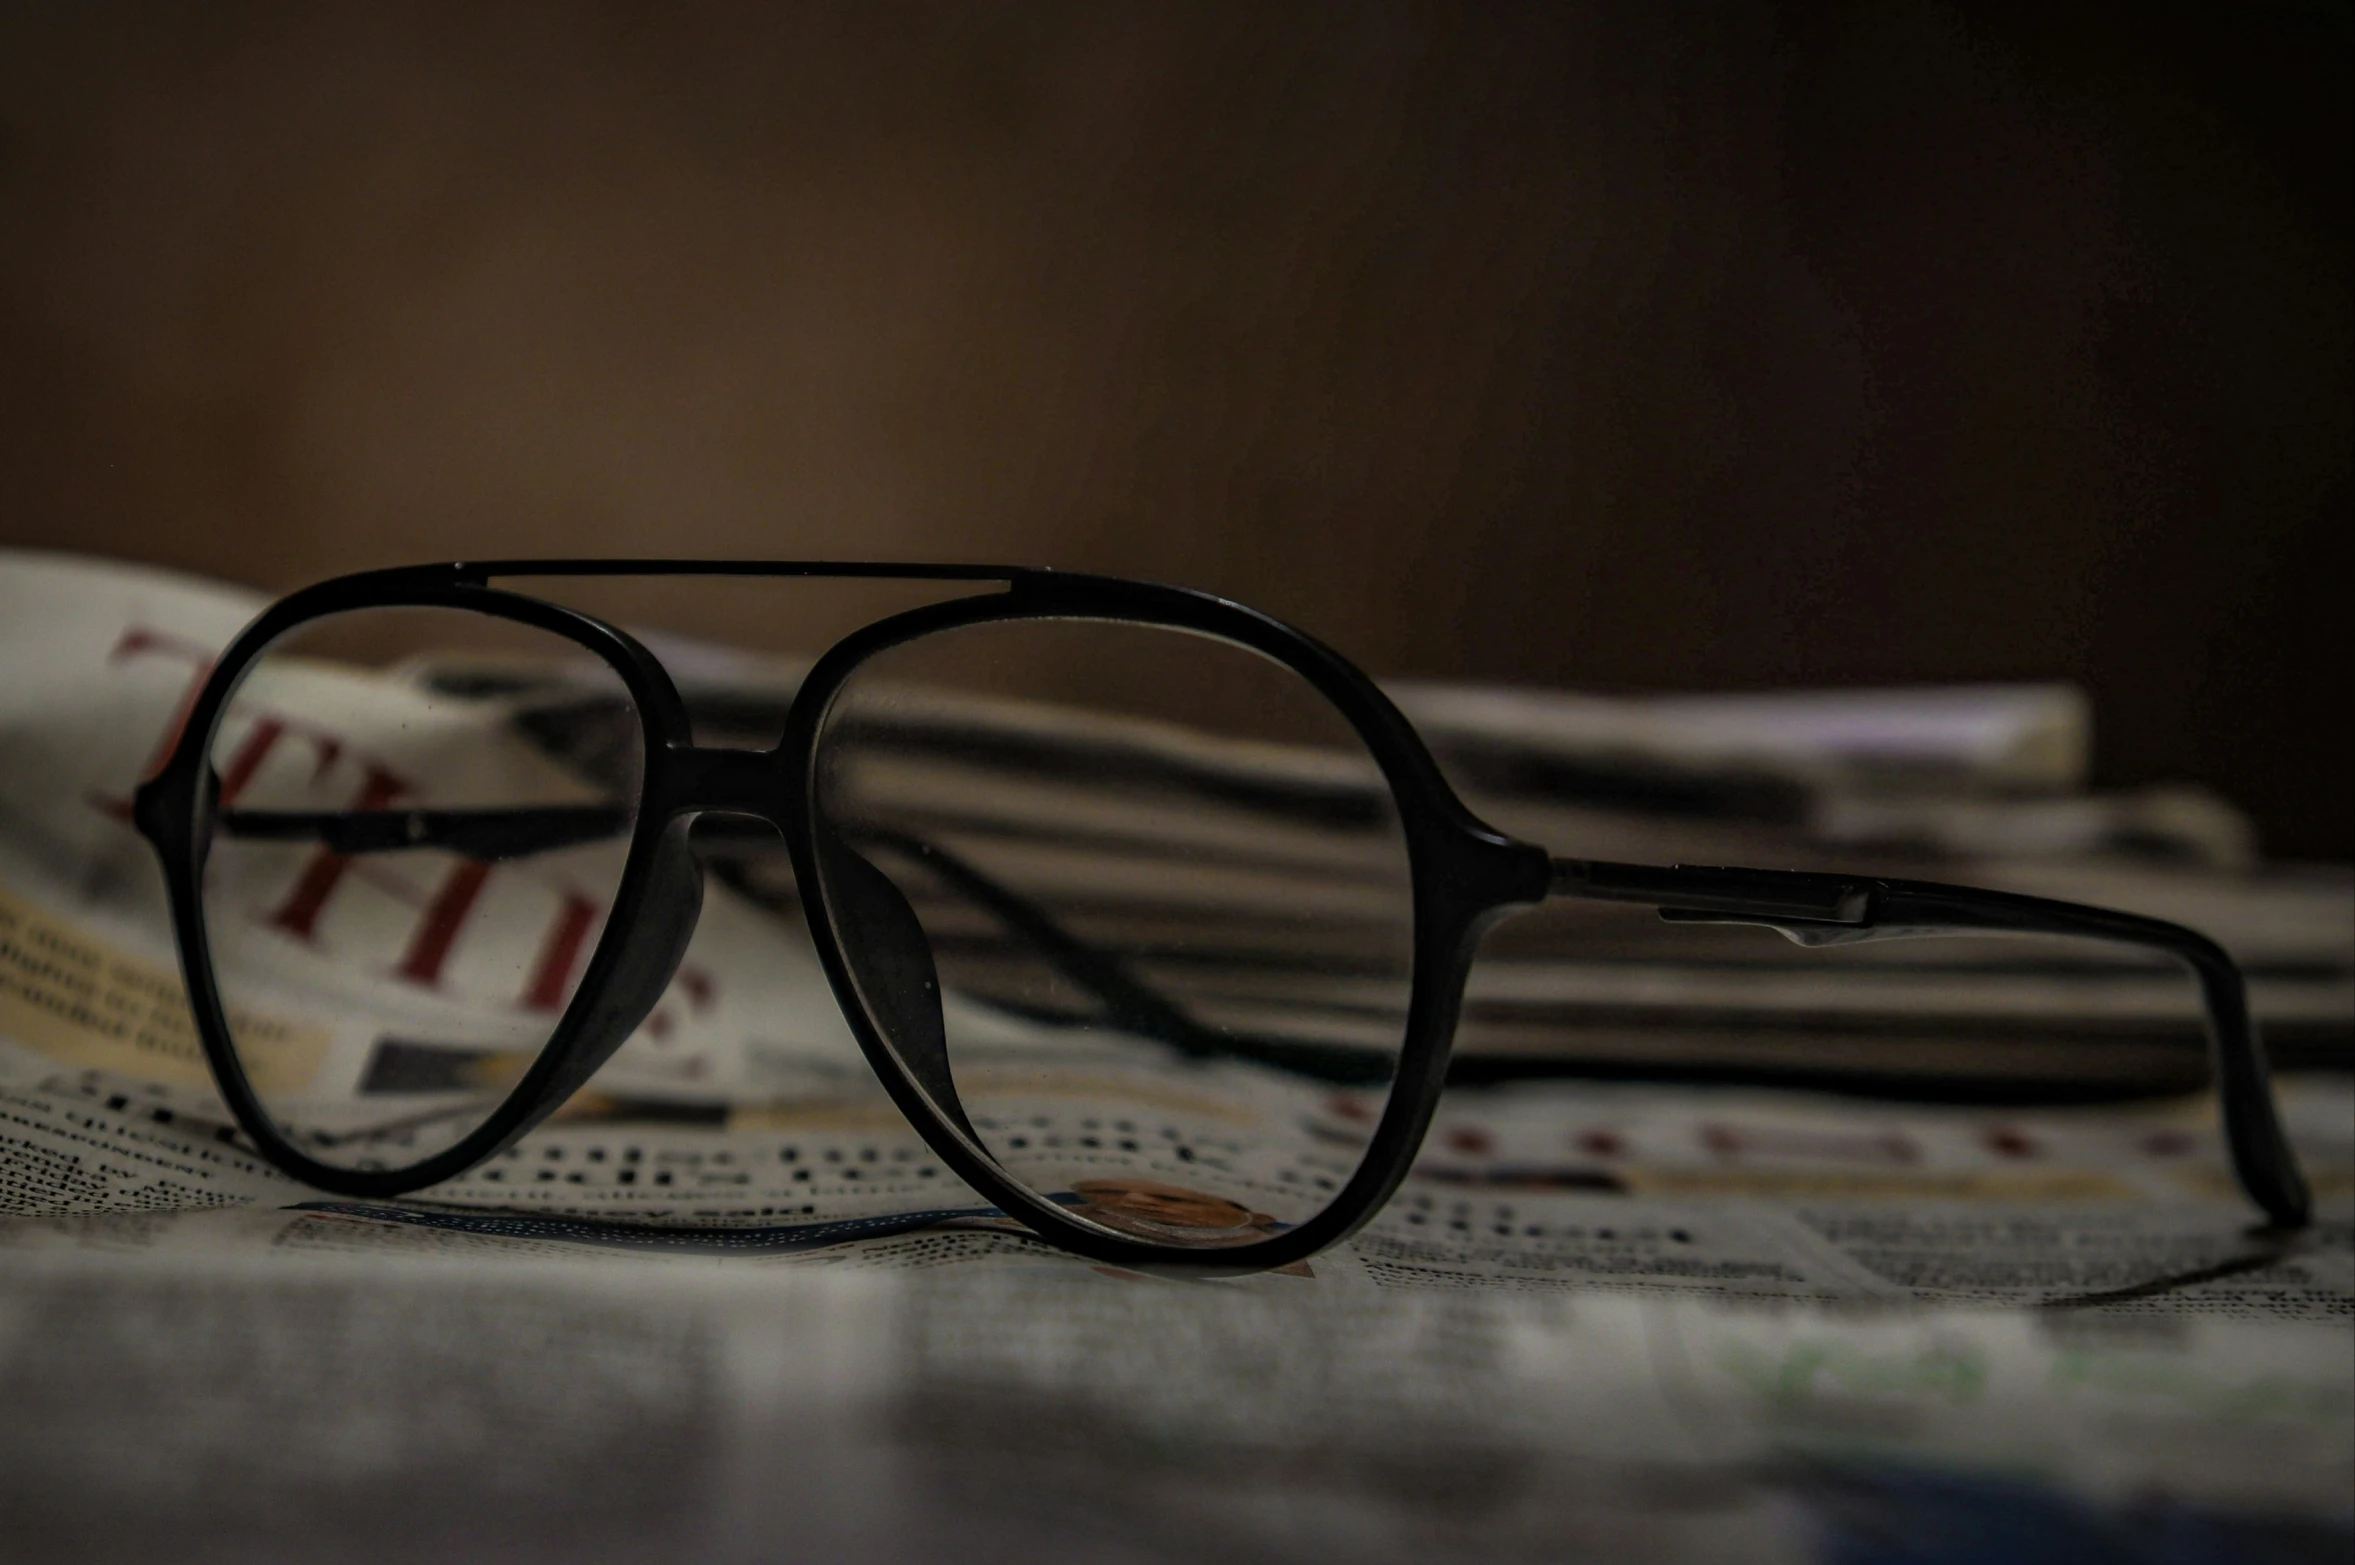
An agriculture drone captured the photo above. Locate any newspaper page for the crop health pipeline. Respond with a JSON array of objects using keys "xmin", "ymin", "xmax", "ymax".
[{"xmin": 2, "ymin": 549, "xmax": 2349, "ymax": 1560}]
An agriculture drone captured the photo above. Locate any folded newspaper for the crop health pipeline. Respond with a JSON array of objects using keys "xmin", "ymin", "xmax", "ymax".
[{"xmin": 2, "ymin": 549, "xmax": 2348, "ymax": 1561}]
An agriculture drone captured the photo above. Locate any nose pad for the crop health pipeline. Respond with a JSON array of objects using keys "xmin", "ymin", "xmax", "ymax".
[
  {"xmin": 812, "ymin": 827, "xmax": 979, "ymax": 1143},
  {"xmin": 535, "ymin": 817, "xmax": 705, "ymax": 1109}
]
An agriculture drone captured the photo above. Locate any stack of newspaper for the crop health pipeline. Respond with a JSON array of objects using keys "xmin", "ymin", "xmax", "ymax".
[{"xmin": 1, "ymin": 549, "xmax": 2347, "ymax": 1562}]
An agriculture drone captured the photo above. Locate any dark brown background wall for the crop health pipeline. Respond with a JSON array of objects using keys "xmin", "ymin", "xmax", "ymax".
[{"xmin": 2, "ymin": 2, "xmax": 2347, "ymax": 852}]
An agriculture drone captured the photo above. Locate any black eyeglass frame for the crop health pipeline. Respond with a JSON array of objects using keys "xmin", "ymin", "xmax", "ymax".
[{"xmin": 132, "ymin": 560, "xmax": 2310, "ymax": 1276}]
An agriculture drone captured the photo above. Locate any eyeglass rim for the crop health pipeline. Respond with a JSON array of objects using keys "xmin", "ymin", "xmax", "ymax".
[
  {"xmin": 138, "ymin": 579, "xmax": 699, "ymax": 1197},
  {"xmin": 134, "ymin": 560, "xmax": 1551, "ymax": 1275}
]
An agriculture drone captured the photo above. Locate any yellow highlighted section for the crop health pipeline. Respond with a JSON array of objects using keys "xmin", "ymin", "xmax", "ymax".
[{"xmin": 0, "ymin": 879, "xmax": 326, "ymax": 1093}]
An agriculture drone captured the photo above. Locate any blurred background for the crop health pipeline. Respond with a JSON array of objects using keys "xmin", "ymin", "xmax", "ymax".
[{"xmin": 1, "ymin": 1, "xmax": 2347, "ymax": 855}]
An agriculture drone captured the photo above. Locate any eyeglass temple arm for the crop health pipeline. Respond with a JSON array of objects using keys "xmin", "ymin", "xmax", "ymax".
[
  {"xmin": 223, "ymin": 808, "xmax": 2299, "ymax": 1220},
  {"xmin": 217, "ymin": 803, "xmax": 1248, "ymax": 1060},
  {"xmin": 1547, "ymin": 858, "xmax": 2311, "ymax": 1229},
  {"xmin": 845, "ymin": 826, "xmax": 1229, "ymax": 1055},
  {"xmin": 217, "ymin": 803, "xmax": 630, "ymax": 862}
]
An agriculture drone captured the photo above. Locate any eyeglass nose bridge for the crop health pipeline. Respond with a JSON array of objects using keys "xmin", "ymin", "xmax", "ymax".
[
  {"xmin": 644, "ymin": 738, "xmax": 983, "ymax": 1149},
  {"xmin": 520, "ymin": 742, "xmax": 796, "ymax": 1124},
  {"xmin": 650, "ymin": 743, "xmax": 801, "ymax": 829}
]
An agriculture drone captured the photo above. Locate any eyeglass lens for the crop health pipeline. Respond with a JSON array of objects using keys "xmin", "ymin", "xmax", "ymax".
[
  {"xmin": 812, "ymin": 616, "xmax": 1415, "ymax": 1247},
  {"xmin": 198, "ymin": 605, "xmax": 646, "ymax": 1170}
]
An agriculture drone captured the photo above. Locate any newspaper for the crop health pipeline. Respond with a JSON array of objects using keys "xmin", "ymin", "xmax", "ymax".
[
  {"xmin": 4, "ymin": 1071, "xmax": 2349, "ymax": 1558},
  {"xmin": 4, "ymin": 1243, "xmax": 2347, "ymax": 1565},
  {"xmin": 2, "ymin": 549, "xmax": 2349, "ymax": 1558}
]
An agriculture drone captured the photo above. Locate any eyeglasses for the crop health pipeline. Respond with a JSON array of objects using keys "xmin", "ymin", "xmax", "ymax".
[{"xmin": 130, "ymin": 561, "xmax": 2310, "ymax": 1272}]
